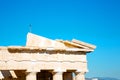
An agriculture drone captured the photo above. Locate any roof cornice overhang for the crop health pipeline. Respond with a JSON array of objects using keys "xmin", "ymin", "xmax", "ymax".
[{"xmin": 0, "ymin": 46, "xmax": 93, "ymax": 53}]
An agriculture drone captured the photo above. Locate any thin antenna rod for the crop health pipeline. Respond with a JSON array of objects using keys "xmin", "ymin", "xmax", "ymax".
[{"xmin": 29, "ymin": 24, "xmax": 32, "ymax": 32}]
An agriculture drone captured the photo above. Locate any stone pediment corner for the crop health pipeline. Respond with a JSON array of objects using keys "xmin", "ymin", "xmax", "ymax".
[{"xmin": 26, "ymin": 32, "xmax": 96, "ymax": 52}]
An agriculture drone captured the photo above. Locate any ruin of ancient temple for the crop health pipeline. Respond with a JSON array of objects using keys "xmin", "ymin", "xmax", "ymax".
[{"xmin": 0, "ymin": 33, "xmax": 96, "ymax": 80}]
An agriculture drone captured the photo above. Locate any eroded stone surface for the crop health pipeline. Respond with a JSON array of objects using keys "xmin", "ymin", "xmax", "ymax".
[{"xmin": 0, "ymin": 32, "xmax": 96, "ymax": 80}]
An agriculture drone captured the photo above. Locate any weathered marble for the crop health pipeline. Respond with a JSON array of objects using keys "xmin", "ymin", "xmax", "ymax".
[{"xmin": 0, "ymin": 33, "xmax": 96, "ymax": 80}]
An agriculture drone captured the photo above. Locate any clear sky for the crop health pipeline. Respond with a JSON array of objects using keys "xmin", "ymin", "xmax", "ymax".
[{"xmin": 0, "ymin": 0, "xmax": 120, "ymax": 79}]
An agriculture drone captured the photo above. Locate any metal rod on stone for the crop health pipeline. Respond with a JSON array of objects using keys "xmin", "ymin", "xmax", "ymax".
[{"xmin": 29, "ymin": 24, "xmax": 32, "ymax": 33}]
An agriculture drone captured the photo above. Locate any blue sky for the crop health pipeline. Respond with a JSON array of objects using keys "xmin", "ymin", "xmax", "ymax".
[{"xmin": 0, "ymin": 0, "xmax": 120, "ymax": 79}]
